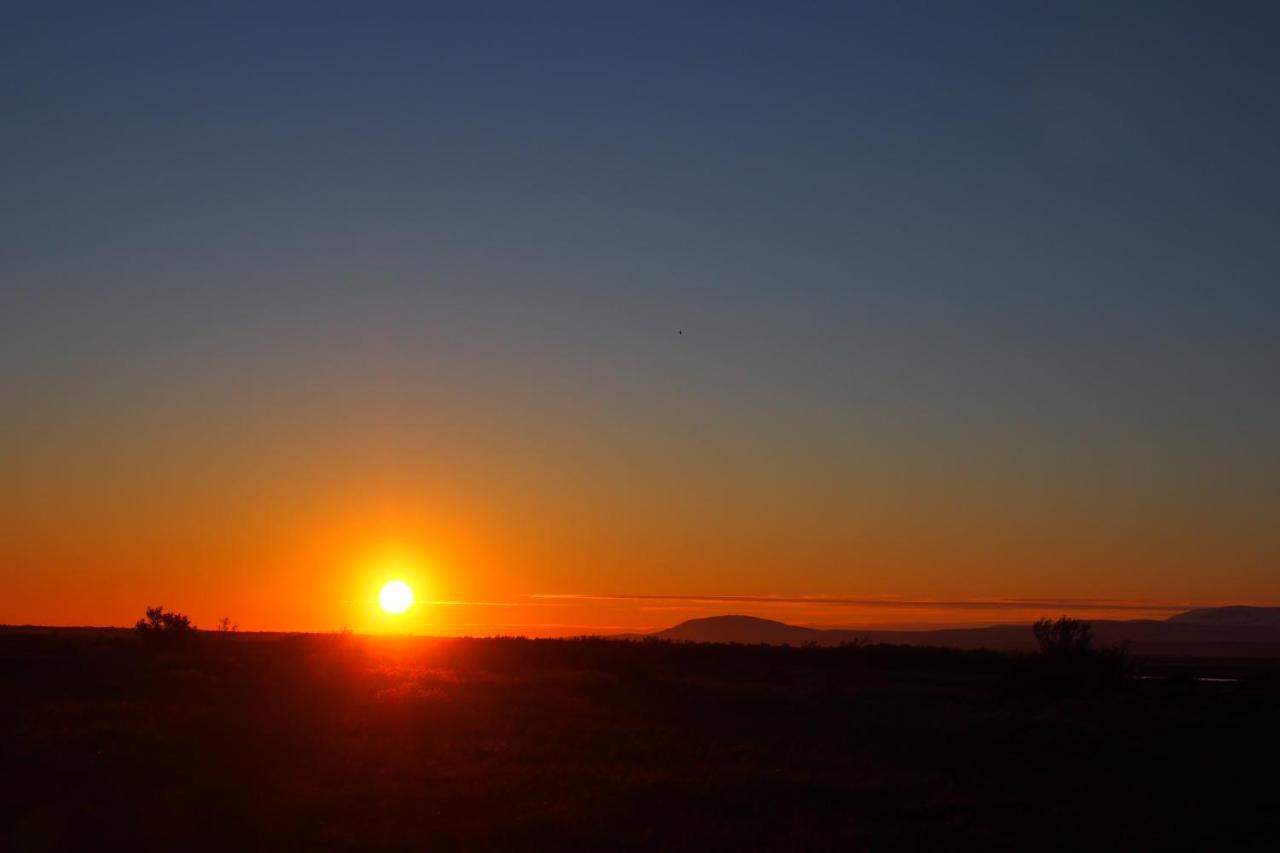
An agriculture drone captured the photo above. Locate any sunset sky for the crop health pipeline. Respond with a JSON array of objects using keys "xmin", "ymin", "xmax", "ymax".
[{"xmin": 4, "ymin": 2, "xmax": 1279, "ymax": 633}]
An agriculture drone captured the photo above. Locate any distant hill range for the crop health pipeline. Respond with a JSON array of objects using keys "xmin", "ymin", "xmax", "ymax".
[{"xmin": 650, "ymin": 607, "xmax": 1280, "ymax": 658}]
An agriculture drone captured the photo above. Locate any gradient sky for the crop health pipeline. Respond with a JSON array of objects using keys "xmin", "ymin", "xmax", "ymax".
[{"xmin": 4, "ymin": 1, "xmax": 1279, "ymax": 633}]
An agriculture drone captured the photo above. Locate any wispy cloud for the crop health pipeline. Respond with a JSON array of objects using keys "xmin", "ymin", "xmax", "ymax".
[
  {"xmin": 530, "ymin": 593, "xmax": 1189, "ymax": 613},
  {"xmin": 459, "ymin": 623, "xmax": 651, "ymax": 631},
  {"xmin": 423, "ymin": 599, "xmax": 565, "ymax": 608}
]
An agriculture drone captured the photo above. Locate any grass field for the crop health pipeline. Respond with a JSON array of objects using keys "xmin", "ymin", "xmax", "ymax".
[{"xmin": 3, "ymin": 630, "xmax": 1278, "ymax": 851}]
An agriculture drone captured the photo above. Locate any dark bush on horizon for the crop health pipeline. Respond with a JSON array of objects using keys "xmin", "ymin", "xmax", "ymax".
[
  {"xmin": 1033, "ymin": 617, "xmax": 1095, "ymax": 658},
  {"xmin": 135, "ymin": 605, "xmax": 197, "ymax": 648},
  {"xmin": 1017, "ymin": 617, "xmax": 1129, "ymax": 696}
]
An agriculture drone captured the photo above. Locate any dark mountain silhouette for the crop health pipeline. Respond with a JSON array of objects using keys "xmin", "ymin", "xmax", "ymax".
[
  {"xmin": 655, "ymin": 615, "xmax": 825, "ymax": 645},
  {"xmin": 650, "ymin": 607, "xmax": 1280, "ymax": 657},
  {"xmin": 1167, "ymin": 606, "xmax": 1280, "ymax": 628}
]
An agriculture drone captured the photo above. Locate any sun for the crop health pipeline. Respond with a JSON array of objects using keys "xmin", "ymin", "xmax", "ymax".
[{"xmin": 379, "ymin": 580, "xmax": 415, "ymax": 615}]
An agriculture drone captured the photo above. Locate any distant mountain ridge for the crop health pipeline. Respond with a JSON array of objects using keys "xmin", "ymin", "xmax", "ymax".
[
  {"xmin": 653, "ymin": 615, "xmax": 1031, "ymax": 648},
  {"xmin": 650, "ymin": 607, "xmax": 1280, "ymax": 658},
  {"xmin": 656, "ymin": 615, "xmax": 825, "ymax": 645},
  {"xmin": 1167, "ymin": 606, "xmax": 1280, "ymax": 628}
]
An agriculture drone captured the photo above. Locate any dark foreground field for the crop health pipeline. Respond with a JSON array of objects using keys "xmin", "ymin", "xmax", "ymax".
[{"xmin": 3, "ymin": 631, "xmax": 1279, "ymax": 851}]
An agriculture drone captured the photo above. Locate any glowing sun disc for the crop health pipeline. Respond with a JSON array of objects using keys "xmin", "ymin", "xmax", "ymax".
[{"xmin": 379, "ymin": 580, "xmax": 414, "ymax": 614}]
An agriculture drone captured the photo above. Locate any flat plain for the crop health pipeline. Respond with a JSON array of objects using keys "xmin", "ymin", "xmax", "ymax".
[{"xmin": 3, "ymin": 630, "xmax": 1278, "ymax": 851}]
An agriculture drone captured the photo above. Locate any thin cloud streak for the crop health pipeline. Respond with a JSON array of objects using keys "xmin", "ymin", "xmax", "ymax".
[
  {"xmin": 530, "ymin": 593, "xmax": 1192, "ymax": 613},
  {"xmin": 459, "ymin": 623, "xmax": 653, "ymax": 631},
  {"xmin": 423, "ymin": 600, "xmax": 565, "ymax": 608}
]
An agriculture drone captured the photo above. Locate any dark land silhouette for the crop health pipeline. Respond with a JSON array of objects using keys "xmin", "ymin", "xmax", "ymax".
[
  {"xmin": 4, "ymin": 611, "xmax": 1280, "ymax": 851},
  {"xmin": 651, "ymin": 606, "xmax": 1280, "ymax": 657}
]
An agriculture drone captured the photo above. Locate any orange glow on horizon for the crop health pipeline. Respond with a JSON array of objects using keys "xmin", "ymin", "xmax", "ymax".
[{"xmin": 4, "ymin": 451, "xmax": 1279, "ymax": 635}]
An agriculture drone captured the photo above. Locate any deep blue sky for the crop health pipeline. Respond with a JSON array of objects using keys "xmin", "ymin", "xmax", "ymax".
[{"xmin": 4, "ymin": 2, "xmax": 1280, "ymax": 623}]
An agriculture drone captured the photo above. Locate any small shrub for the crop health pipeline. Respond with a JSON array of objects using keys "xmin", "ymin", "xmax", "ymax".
[
  {"xmin": 1016, "ymin": 617, "xmax": 1129, "ymax": 696},
  {"xmin": 1033, "ymin": 617, "xmax": 1094, "ymax": 658},
  {"xmin": 135, "ymin": 605, "xmax": 198, "ymax": 648}
]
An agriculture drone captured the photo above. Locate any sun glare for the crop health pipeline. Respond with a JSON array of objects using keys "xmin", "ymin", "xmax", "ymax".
[{"xmin": 379, "ymin": 580, "xmax": 415, "ymax": 615}]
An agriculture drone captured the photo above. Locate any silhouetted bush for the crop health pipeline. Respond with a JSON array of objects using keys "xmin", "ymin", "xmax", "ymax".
[
  {"xmin": 1017, "ymin": 617, "xmax": 1129, "ymax": 696},
  {"xmin": 1033, "ymin": 617, "xmax": 1094, "ymax": 658},
  {"xmin": 135, "ymin": 605, "xmax": 197, "ymax": 648}
]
